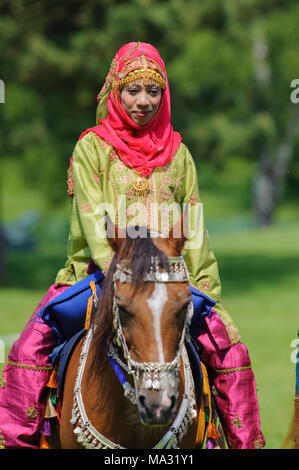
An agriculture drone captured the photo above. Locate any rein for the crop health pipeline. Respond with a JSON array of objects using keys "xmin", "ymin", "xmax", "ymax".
[{"xmin": 71, "ymin": 255, "xmax": 197, "ymax": 449}]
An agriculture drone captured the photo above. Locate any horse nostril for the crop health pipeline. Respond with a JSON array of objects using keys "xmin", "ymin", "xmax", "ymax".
[
  {"xmin": 139, "ymin": 395, "xmax": 147, "ymax": 410},
  {"xmin": 170, "ymin": 395, "xmax": 176, "ymax": 411},
  {"xmin": 139, "ymin": 393, "xmax": 176, "ymax": 414}
]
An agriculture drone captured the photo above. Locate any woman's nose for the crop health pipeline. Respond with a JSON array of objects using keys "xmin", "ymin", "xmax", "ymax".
[{"xmin": 136, "ymin": 91, "xmax": 150, "ymax": 106}]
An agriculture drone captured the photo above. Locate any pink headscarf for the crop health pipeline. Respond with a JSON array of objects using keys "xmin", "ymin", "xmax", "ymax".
[{"xmin": 79, "ymin": 42, "xmax": 181, "ymax": 178}]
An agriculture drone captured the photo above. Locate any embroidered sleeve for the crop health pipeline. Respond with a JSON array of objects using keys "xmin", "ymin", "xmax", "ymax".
[
  {"xmin": 67, "ymin": 156, "xmax": 74, "ymax": 197},
  {"xmin": 70, "ymin": 132, "xmax": 115, "ymax": 272}
]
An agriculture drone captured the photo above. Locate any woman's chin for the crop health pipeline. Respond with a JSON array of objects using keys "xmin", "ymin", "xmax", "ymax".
[{"xmin": 131, "ymin": 113, "xmax": 153, "ymax": 126}]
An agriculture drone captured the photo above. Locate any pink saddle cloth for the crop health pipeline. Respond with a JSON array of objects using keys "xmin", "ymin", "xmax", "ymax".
[{"xmin": 0, "ymin": 284, "xmax": 69, "ymax": 448}]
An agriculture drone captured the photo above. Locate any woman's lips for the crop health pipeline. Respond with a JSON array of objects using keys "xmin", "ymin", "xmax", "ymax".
[{"xmin": 135, "ymin": 111, "xmax": 150, "ymax": 117}]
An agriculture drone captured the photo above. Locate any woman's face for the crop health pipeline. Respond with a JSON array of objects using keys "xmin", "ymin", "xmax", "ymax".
[{"xmin": 120, "ymin": 80, "xmax": 162, "ymax": 126}]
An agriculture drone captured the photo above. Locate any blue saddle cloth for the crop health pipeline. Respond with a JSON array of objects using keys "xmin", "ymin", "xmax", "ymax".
[
  {"xmin": 38, "ymin": 270, "xmax": 105, "ymax": 344},
  {"xmin": 50, "ymin": 329, "xmax": 85, "ymax": 400},
  {"xmin": 189, "ymin": 285, "xmax": 216, "ymax": 339}
]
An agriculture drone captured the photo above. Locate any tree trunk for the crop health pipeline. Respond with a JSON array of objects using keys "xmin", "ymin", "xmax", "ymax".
[
  {"xmin": 253, "ymin": 148, "xmax": 276, "ymax": 226},
  {"xmin": 253, "ymin": 106, "xmax": 299, "ymax": 226},
  {"xmin": 252, "ymin": 27, "xmax": 299, "ymax": 226}
]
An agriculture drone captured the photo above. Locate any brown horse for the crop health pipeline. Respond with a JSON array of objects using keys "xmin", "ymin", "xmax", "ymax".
[{"xmin": 59, "ymin": 223, "xmax": 201, "ymax": 449}]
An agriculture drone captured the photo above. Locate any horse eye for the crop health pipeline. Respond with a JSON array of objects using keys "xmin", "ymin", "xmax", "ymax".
[
  {"xmin": 118, "ymin": 306, "xmax": 133, "ymax": 326},
  {"xmin": 176, "ymin": 302, "xmax": 190, "ymax": 320}
]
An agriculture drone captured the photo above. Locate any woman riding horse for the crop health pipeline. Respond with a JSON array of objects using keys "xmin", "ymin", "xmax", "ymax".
[{"xmin": 0, "ymin": 41, "xmax": 265, "ymax": 449}]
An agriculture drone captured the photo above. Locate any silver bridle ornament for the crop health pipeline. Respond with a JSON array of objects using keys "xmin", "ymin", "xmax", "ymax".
[
  {"xmin": 113, "ymin": 255, "xmax": 190, "ymax": 284},
  {"xmin": 111, "ymin": 256, "xmax": 194, "ymax": 394}
]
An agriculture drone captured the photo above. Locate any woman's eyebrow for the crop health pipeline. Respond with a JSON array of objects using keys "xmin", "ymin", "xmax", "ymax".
[
  {"xmin": 147, "ymin": 84, "xmax": 160, "ymax": 89},
  {"xmin": 127, "ymin": 83, "xmax": 142, "ymax": 89}
]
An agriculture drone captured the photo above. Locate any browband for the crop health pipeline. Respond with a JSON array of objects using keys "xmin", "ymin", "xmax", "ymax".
[{"xmin": 113, "ymin": 256, "xmax": 189, "ymax": 284}]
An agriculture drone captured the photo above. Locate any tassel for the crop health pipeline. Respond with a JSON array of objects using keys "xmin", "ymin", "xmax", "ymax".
[
  {"xmin": 196, "ymin": 398, "xmax": 206, "ymax": 446},
  {"xmin": 40, "ymin": 433, "xmax": 50, "ymax": 449},
  {"xmin": 206, "ymin": 438, "xmax": 217, "ymax": 449},
  {"xmin": 85, "ymin": 281, "xmax": 97, "ymax": 330},
  {"xmin": 196, "ymin": 361, "xmax": 221, "ymax": 447},
  {"xmin": 196, "ymin": 362, "xmax": 210, "ymax": 446},
  {"xmin": 202, "ymin": 363, "xmax": 221, "ymax": 440},
  {"xmin": 41, "ymin": 418, "xmax": 52, "ymax": 437},
  {"xmin": 51, "ymin": 390, "xmax": 57, "ymax": 406},
  {"xmin": 46, "ymin": 368, "xmax": 57, "ymax": 389},
  {"xmin": 207, "ymin": 420, "xmax": 221, "ymax": 440}
]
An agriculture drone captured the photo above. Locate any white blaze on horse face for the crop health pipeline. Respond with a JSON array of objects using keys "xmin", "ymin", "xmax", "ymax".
[{"xmin": 146, "ymin": 283, "xmax": 168, "ymax": 362}]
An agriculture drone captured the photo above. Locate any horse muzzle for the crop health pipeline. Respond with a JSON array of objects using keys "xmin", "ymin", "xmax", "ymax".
[{"xmin": 137, "ymin": 386, "xmax": 178, "ymax": 426}]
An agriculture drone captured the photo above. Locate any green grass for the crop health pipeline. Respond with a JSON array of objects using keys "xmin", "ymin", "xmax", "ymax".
[
  {"xmin": 209, "ymin": 221, "xmax": 299, "ymax": 449},
  {"xmin": 0, "ymin": 287, "xmax": 46, "ymax": 334}
]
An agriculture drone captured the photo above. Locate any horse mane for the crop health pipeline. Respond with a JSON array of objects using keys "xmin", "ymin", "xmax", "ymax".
[{"xmin": 89, "ymin": 230, "xmax": 170, "ymax": 377}]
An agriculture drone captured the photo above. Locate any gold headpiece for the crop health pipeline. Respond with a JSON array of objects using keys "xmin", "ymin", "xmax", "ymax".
[
  {"xmin": 116, "ymin": 68, "xmax": 166, "ymax": 90},
  {"xmin": 113, "ymin": 54, "xmax": 166, "ymax": 90}
]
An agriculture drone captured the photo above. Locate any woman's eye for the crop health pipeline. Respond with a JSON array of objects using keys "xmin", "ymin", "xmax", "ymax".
[{"xmin": 127, "ymin": 88, "xmax": 138, "ymax": 95}]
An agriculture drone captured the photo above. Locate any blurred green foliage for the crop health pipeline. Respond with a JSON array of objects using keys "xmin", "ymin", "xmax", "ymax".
[{"xmin": 0, "ymin": 0, "xmax": 299, "ymax": 214}]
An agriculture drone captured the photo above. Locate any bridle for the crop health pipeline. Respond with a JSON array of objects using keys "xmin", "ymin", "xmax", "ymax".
[
  {"xmin": 71, "ymin": 255, "xmax": 197, "ymax": 449},
  {"xmin": 110, "ymin": 255, "xmax": 194, "ymax": 397}
]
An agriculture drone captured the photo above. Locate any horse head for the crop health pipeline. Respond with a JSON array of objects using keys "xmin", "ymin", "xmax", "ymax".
[{"xmin": 105, "ymin": 215, "xmax": 193, "ymax": 427}]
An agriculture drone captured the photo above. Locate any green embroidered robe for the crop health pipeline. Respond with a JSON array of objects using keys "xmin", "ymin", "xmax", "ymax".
[{"xmin": 55, "ymin": 131, "xmax": 239, "ymax": 345}]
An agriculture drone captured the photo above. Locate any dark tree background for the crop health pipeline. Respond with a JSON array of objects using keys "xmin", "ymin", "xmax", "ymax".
[{"xmin": 0, "ymin": 0, "xmax": 298, "ymax": 247}]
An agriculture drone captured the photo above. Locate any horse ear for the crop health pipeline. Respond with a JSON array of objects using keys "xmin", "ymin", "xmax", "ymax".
[
  {"xmin": 105, "ymin": 213, "xmax": 126, "ymax": 252},
  {"xmin": 168, "ymin": 207, "xmax": 188, "ymax": 254}
]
